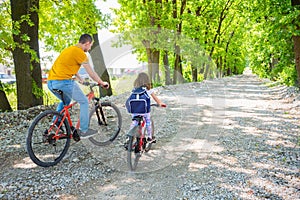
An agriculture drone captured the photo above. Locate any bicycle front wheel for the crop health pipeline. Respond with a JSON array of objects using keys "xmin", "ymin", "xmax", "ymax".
[
  {"xmin": 88, "ymin": 101, "xmax": 122, "ymax": 146},
  {"xmin": 26, "ymin": 110, "xmax": 71, "ymax": 167}
]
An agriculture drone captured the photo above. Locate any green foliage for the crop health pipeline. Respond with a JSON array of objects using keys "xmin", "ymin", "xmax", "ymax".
[
  {"xmin": 0, "ymin": 83, "xmax": 17, "ymax": 110},
  {"xmin": 2, "ymin": 0, "xmax": 300, "ymax": 111},
  {"xmin": 32, "ymin": 80, "xmax": 44, "ymax": 98},
  {"xmin": 198, "ymin": 73, "xmax": 204, "ymax": 82},
  {"xmin": 40, "ymin": 0, "xmax": 110, "ymax": 52},
  {"xmin": 113, "ymin": 0, "xmax": 250, "ymax": 83},
  {"xmin": 43, "ymin": 87, "xmax": 60, "ymax": 106},
  {"xmin": 112, "ymin": 0, "xmax": 300, "ymax": 86},
  {"xmin": 247, "ymin": 0, "xmax": 299, "ymax": 86},
  {"xmin": 4, "ymin": 83, "xmax": 61, "ymax": 110},
  {"xmin": 183, "ymin": 62, "xmax": 192, "ymax": 82},
  {"xmin": 274, "ymin": 65, "xmax": 297, "ymax": 86},
  {"xmin": 0, "ymin": 0, "xmax": 13, "ymax": 65},
  {"xmin": 152, "ymin": 81, "xmax": 163, "ymax": 88},
  {"xmin": 0, "ymin": 83, "xmax": 16, "ymax": 96}
]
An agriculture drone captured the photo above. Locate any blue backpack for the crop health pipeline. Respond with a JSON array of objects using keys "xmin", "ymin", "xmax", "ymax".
[{"xmin": 125, "ymin": 87, "xmax": 151, "ymax": 114}]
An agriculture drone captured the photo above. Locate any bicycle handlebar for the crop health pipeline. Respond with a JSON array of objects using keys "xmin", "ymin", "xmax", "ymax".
[
  {"xmin": 81, "ymin": 81, "xmax": 108, "ymax": 89},
  {"xmin": 150, "ymin": 103, "xmax": 167, "ymax": 108}
]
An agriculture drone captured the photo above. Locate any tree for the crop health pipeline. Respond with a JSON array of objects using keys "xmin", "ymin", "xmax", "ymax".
[
  {"xmin": 39, "ymin": 0, "xmax": 112, "ymax": 95},
  {"xmin": 245, "ymin": 0, "xmax": 299, "ymax": 86},
  {"xmin": 114, "ymin": 0, "xmax": 165, "ymax": 83},
  {"xmin": 292, "ymin": 0, "xmax": 300, "ymax": 86},
  {"xmin": 91, "ymin": 33, "xmax": 112, "ymax": 96},
  {"xmin": 0, "ymin": 83, "xmax": 12, "ymax": 112},
  {"xmin": 0, "ymin": 0, "xmax": 13, "ymax": 111},
  {"xmin": 10, "ymin": 0, "xmax": 43, "ymax": 110}
]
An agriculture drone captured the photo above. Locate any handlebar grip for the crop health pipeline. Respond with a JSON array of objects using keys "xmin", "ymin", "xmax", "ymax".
[{"xmin": 102, "ymin": 84, "xmax": 109, "ymax": 89}]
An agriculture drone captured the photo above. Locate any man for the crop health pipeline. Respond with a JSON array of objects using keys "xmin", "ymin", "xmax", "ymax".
[{"xmin": 47, "ymin": 33, "xmax": 109, "ymax": 138}]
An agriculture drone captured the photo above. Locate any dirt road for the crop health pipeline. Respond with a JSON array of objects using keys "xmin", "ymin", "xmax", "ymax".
[
  {"xmin": 0, "ymin": 71, "xmax": 299, "ymax": 200},
  {"xmin": 79, "ymin": 71, "xmax": 300, "ymax": 199}
]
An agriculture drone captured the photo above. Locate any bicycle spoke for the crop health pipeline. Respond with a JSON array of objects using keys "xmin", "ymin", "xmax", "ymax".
[
  {"xmin": 26, "ymin": 110, "xmax": 71, "ymax": 167},
  {"xmin": 88, "ymin": 102, "xmax": 122, "ymax": 146}
]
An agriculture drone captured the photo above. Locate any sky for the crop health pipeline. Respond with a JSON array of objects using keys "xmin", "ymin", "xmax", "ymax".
[{"xmin": 95, "ymin": 0, "xmax": 141, "ymax": 69}]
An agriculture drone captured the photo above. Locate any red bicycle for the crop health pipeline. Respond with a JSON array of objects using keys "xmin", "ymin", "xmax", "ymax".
[
  {"xmin": 126, "ymin": 104, "xmax": 166, "ymax": 171},
  {"xmin": 26, "ymin": 82, "xmax": 122, "ymax": 167}
]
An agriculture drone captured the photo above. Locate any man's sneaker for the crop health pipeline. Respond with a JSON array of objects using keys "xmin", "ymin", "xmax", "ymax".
[
  {"xmin": 147, "ymin": 137, "xmax": 156, "ymax": 144},
  {"xmin": 78, "ymin": 129, "xmax": 97, "ymax": 138}
]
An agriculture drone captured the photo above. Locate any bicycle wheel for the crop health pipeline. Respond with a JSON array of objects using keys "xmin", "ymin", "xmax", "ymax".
[
  {"xmin": 26, "ymin": 110, "xmax": 71, "ymax": 167},
  {"xmin": 145, "ymin": 119, "xmax": 154, "ymax": 152},
  {"xmin": 88, "ymin": 101, "xmax": 122, "ymax": 146},
  {"xmin": 126, "ymin": 126, "xmax": 141, "ymax": 171}
]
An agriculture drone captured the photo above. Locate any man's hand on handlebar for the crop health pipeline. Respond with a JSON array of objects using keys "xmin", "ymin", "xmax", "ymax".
[{"xmin": 100, "ymin": 81, "xmax": 109, "ymax": 89}]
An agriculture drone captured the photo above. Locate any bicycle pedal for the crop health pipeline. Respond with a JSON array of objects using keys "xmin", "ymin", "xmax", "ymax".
[{"xmin": 72, "ymin": 130, "xmax": 81, "ymax": 142}]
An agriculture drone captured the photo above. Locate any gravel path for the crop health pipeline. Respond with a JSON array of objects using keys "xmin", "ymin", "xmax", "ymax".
[{"xmin": 0, "ymin": 71, "xmax": 299, "ymax": 200}]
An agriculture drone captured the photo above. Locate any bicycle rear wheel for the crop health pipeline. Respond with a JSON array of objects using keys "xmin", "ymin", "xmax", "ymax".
[
  {"xmin": 26, "ymin": 110, "xmax": 71, "ymax": 167},
  {"xmin": 127, "ymin": 126, "xmax": 141, "ymax": 171},
  {"xmin": 88, "ymin": 101, "xmax": 122, "ymax": 146}
]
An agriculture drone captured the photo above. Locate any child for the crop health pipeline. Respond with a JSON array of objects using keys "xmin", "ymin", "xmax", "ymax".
[{"xmin": 129, "ymin": 72, "xmax": 166, "ymax": 143}]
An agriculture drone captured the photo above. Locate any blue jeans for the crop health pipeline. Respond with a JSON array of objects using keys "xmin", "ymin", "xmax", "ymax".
[{"xmin": 47, "ymin": 80, "xmax": 89, "ymax": 132}]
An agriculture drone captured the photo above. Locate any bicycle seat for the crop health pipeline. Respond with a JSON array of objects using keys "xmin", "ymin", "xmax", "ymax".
[
  {"xmin": 52, "ymin": 89, "xmax": 63, "ymax": 95},
  {"xmin": 132, "ymin": 116, "xmax": 143, "ymax": 122}
]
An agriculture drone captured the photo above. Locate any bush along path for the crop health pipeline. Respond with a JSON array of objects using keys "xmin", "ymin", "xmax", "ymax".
[{"xmin": 0, "ymin": 71, "xmax": 299, "ymax": 200}]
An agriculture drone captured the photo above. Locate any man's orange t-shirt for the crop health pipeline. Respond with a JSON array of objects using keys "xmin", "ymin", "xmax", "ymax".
[{"xmin": 48, "ymin": 46, "xmax": 88, "ymax": 80}]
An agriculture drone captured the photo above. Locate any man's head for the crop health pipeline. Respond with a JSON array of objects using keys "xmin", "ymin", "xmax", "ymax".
[{"xmin": 79, "ymin": 34, "xmax": 93, "ymax": 52}]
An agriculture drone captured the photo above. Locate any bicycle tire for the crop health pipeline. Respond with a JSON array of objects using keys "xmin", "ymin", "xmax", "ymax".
[
  {"xmin": 88, "ymin": 101, "xmax": 122, "ymax": 146},
  {"xmin": 127, "ymin": 126, "xmax": 141, "ymax": 171},
  {"xmin": 144, "ymin": 119, "xmax": 154, "ymax": 152},
  {"xmin": 26, "ymin": 110, "xmax": 71, "ymax": 167}
]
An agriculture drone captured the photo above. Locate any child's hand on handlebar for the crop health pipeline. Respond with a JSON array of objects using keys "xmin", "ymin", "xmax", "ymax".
[{"xmin": 159, "ymin": 103, "xmax": 167, "ymax": 108}]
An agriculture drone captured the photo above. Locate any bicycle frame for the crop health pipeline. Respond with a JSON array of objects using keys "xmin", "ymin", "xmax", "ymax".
[
  {"xmin": 137, "ymin": 118, "xmax": 146, "ymax": 152},
  {"xmin": 130, "ymin": 116, "xmax": 147, "ymax": 152},
  {"xmin": 50, "ymin": 85, "xmax": 97, "ymax": 140}
]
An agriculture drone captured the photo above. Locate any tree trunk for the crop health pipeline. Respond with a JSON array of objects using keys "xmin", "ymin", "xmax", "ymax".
[
  {"xmin": 146, "ymin": 50, "xmax": 160, "ymax": 84},
  {"xmin": 11, "ymin": 0, "xmax": 43, "ymax": 110},
  {"xmin": 292, "ymin": 0, "xmax": 300, "ymax": 6},
  {"xmin": 28, "ymin": 0, "xmax": 43, "ymax": 106},
  {"xmin": 163, "ymin": 51, "xmax": 172, "ymax": 85},
  {"xmin": 293, "ymin": 35, "xmax": 300, "ymax": 87},
  {"xmin": 150, "ymin": 50, "xmax": 160, "ymax": 83},
  {"xmin": 292, "ymin": 0, "xmax": 300, "ymax": 87},
  {"xmin": 144, "ymin": 40, "xmax": 160, "ymax": 84},
  {"xmin": 191, "ymin": 65, "xmax": 197, "ymax": 82},
  {"xmin": 171, "ymin": 0, "xmax": 186, "ymax": 84},
  {"xmin": 173, "ymin": 45, "xmax": 184, "ymax": 84},
  {"xmin": 91, "ymin": 33, "xmax": 112, "ymax": 96},
  {"xmin": 0, "ymin": 82, "xmax": 12, "ymax": 112}
]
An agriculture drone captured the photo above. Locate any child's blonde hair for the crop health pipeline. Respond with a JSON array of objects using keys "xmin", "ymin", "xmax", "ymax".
[{"xmin": 134, "ymin": 72, "xmax": 151, "ymax": 90}]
